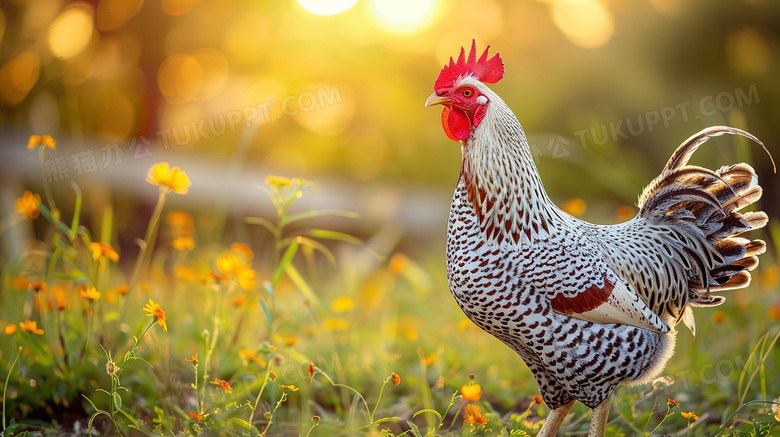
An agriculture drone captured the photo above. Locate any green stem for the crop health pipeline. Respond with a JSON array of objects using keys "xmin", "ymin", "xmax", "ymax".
[
  {"xmin": 81, "ymin": 302, "xmax": 94, "ymax": 364},
  {"xmin": 201, "ymin": 282, "xmax": 229, "ymax": 413},
  {"xmin": 248, "ymin": 365, "xmax": 274, "ymax": 426},
  {"xmin": 370, "ymin": 378, "xmax": 390, "ymax": 423},
  {"xmin": 2, "ymin": 347, "xmax": 23, "ymax": 431},
  {"xmin": 38, "ymin": 147, "xmax": 55, "ymax": 210},
  {"xmin": 121, "ymin": 189, "xmax": 168, "ymax": 322}
]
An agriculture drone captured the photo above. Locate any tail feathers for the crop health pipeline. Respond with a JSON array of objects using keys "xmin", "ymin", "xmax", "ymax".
[{"xmin": 638, "ymin": 126, "xmax": 771, "ymax": 309}]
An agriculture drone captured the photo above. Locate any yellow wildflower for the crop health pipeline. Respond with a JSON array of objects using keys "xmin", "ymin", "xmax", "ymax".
[
  {"xmin": 278, "ymin": 384, "xmax": 299, "ymax": 392},
  {"xmin": 210, "ymin": 379, "xmax": 233, "ymax": 394},
  {"xmin": 79, "ymin": 286, "xmax": 101, "ymax": 301},
  {"xmin": 461, "ymin": 384, "xmax": 482, "ymax": 401},
  {"xmin": 89, "ymin": 242, "xmax": 119, "ymax": 262},
  {"xmin": 681, "ymin": 411, "xmax": 699, "ymax": 421},
  {"xmin": 268, "ymin": 370, "xmax": 278, "ymax": 381},
  {"xmin": 331, "ymin": 295, "xmax": 354, "ymax": 313},
  {"xmin": 5, "ymin": 323, "xmax": 17, "ymax": 335},
  {"xmin": 323, "ymin": 318, "xmax": 350, "ymax": 331},
  {"xmin": 114, "ymin": 284, "xmax": 129, "ymax": 295},
  {"xmin": 19, "ymin": 320, "xmax": 44, "ymax": 335},
  {"xmin": 216, "ymin": 249, "xmax": 256, "ymax": 291},
  {"xmin": 231, "ymin": 295, "xmax": 247, "ymax": 307},
  {"xmin": 391, "ymin": 373, "xmax": 401, "ymax": 386},
  {"xmin": 15, "ymin": 191, "xmax": 41, "ymax": 219},
  {"xmin": 143, "ymin": 299, "xmax": 167, "ymax": 332},
  {"xmin": 27, "ymin": 135, "xmax": 56, "ymax": 150},
  {"xmin": 146, "ymin": 162, "xmax": 191, "ymax": 194},
  {"xmin": 463, "ymin": 404, "xmax": 488, "ymax": 426},
  {"xmin": 423, "ymin": 353, "xmax": 437, "ymax": 366},
  {"xmin": 265, "ymin": 175, "xmax": 292, "ymax": 186},
  {"xmin": 283, "ymin": 337, "xmax": 298, "ymax": 346}
]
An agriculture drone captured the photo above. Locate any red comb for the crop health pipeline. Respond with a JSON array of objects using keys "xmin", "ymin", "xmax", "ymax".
[{"xmin": 434, "ymin": 39, "xmax": 504, "ymax": 93}]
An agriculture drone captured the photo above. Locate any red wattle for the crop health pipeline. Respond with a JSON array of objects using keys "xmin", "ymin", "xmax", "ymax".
[{"xmin": 441, "ymin": 107, "xmax": 471, "ymax": 141}]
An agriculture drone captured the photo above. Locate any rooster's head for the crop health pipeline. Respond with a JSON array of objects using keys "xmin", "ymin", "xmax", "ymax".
[{"xmin": 425, "ymin": 40, "xmax": 504, "ymax": 142}]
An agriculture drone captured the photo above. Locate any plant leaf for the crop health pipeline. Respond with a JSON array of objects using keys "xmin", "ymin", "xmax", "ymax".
[{"xmin": 273, "ymin": 239, "xmax": 299, "ymax": 286}]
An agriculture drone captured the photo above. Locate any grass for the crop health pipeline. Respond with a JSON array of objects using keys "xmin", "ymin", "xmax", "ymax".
[{"xmin": 1, "ymin": 140, "xmax": 779, "ymax": 436}]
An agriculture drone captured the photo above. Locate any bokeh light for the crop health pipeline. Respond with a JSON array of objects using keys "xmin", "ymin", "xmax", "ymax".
[
  {"xmin": 162, "ymin": 0, "xmax": 199, "ymax": 16},
  {"xmin": 370, "ymin": 0, "xmax": 439, "ymax": 34},
  {"xmin": 551, "ymin": 0, "xmax": 614, "ymax": 49},
  {"xmin": 0, "ymin": 50, "xmax": 40, "ymax": 105},
  {"xmin": 157, "ymin": 50, "xmax": 229, "ymax": 105},
  {"xmin": 96, "ymin": 0, "xmax": 144, "ymax": 31},
  {"xmin": 297, "ymin": 0, "xmax": 357, "ymax": 16},
  {"xmin": 47, "ymin": 2, "xmax": 94, "ymax": 59}
]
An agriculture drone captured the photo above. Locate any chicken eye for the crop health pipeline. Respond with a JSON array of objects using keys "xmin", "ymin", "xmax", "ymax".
[{"xmin": 462, "ymin": 89, "xmax": 473, "ymax": 98}]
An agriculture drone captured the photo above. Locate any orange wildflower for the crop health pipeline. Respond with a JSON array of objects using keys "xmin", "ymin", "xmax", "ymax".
[
  {"xmin": 307, "ymin": 363, "xmax": 315, "ymax": 376},
  {"xmin": 89, "ymin": 242, "xmax": 119, "ymax": 262},
  {"xmin": 461, "ymin": 384, "xmax": 482, "ymax": 401},
  {"xmin": 185, "ymin": 354, "xmax": 198, "ymax": 363},
  {"xmin": 51, "ymin": 286, "xmax": 67, "ymax": 311},
  {"xmin": 27, "ymin": 135, "xmax": 56, "ymax": 150},
  {"xmin": 711, "ymin": 310, "xmax": 727, "ymax": 324},
  {"xmin": 562, "ymin": 198, "xmax": 586, "ymax": 217},
  {"xmin": 230, "ymin": 242, "xmax": 254, "ymax": 260},
  {"xmin": 532, "ymin": 395, "xmax": 543, "ymax": 405},
  {"xmin": 5, "ymin": 323, "xmax": 17, "ymax": 335},
  {"xmin": 463, "ymin": 404, "xmax": 488, "ymax": 426},
  {"xmin": 12, "ymin": 277, "xmax": 30, "ymax": 291},
  {"xmin": 15, "ymin": 191, "xmax": 41, "ymax": 219},
  {"xmin": 114, "ymin": 285, "xmax": 129, "ymax": 295},
  {"xmin": 188, "ymin": 411, "xmax": 202, "ymax": 421},
  {"xmin": 79, "ymin": 286, "xmax": 100, "ymax": 301},
  {"xmin": 391, "ymin": 373, "xmax": 401, "ymax": 386},
  {"xmin": 231, "ymin": 295, "xmax": 247, "ymax": 307},
  {"xmin": 28, "ymin": 282, "xmax": 47, "ymax": 293},
  {"xmin": 19, "ymin": 320, "xmax": 44, "ymax": 335},
  {"xmin": 143, "ymin": 299, "xmax": 167, "ymax": 332},
  {"xmin": 172, "ymin": 236, "xmax": 195, "ymax": 251},
  {"xmin": 238, "ymin": 349, "xmax": 267, "ymax": 368},
  {"xmin": 210, "ymin": 379, "xmax": 233, "ymax": 394},
  {"xmin": 768, "ymin": 305, "xmax": 780, "ymax": 321},
  {"xmin": 166, "ymin": 211, "xmax": 194, "ymax": 229},
  {"xmin": 146, "ymin": 162, "xmax": 191, "ymax": 195},
  {"xmin": 208, "ymin": 271, "xmax": 229, "ymax": 281},
  {"xmin": 668, "ymin": 398, "xmax": 679, "ymax": 407}
]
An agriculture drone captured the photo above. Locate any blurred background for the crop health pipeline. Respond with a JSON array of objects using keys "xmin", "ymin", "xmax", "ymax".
[
  {"xmin": 1, "ymin": 0, "xmax": 779, "ymax": 249},
  {"xmin": 1, "ymin": 0, "xmax": 780, "ymax": 430}
]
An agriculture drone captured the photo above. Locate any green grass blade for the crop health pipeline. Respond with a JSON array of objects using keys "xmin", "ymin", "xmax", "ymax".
[
  {"xmin": 273, "ymin": 239, "xmax": 299, "ymax": 287},
  {"xmin": 738, "ymin": 333, "xmax": 766, "ymax": 404},
  {"xmin": 281, "ymin": 209, "xmax": 359, "ymax": 226}
]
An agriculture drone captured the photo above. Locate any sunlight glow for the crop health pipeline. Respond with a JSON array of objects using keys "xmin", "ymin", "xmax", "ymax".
[
  {"xmin": 551, "ymin": 0, "xmax": 614, "ymax": 49},
  {"xmin": 370, "ymin": 0, "xmax": 438, "ymax": 34},
  {"xmin": 297, "ymin": 0, "xmax": 357, "ymax": 16}
]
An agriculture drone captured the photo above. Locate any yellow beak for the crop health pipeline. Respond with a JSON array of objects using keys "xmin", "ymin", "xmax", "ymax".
[{"xmin": 425, "ymin": 93, "xmax": 452, "ymax": 107}]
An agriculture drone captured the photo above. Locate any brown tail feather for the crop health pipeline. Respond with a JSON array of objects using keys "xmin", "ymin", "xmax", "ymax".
[{"xmin": 638, "ymin": 126, "xmax": 771, "ymax": 307}]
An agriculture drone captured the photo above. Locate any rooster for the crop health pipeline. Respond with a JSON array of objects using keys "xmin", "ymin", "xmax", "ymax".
[{"xmin": 425, "ymin": 40, "xmax": 773, "ymax": 436}]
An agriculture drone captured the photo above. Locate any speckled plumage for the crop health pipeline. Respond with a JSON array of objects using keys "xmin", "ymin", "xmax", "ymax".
[{"xmin": 443, "ymin": 76, "xmax": 769, "ymax": 416}]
